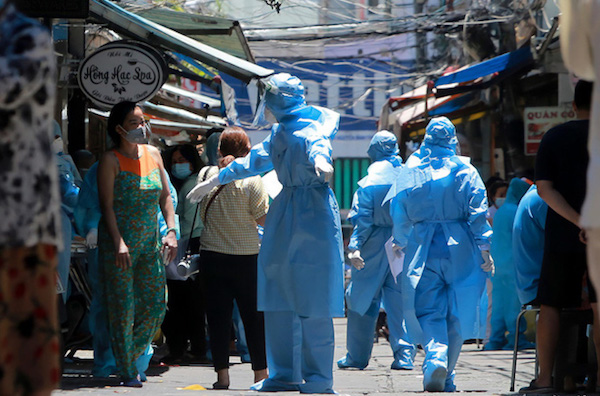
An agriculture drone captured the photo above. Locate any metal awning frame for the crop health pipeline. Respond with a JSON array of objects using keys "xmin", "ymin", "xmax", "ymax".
[{"xmin": 89, "ymin": 0, "xmax": 274, "ymax": 83}]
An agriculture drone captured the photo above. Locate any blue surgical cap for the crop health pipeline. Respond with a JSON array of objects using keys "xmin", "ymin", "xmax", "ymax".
[
  {"xmin": 264, "ymin": 73, "xmax": 307, "ymax": 119},
  {"xmin": 367, "ymin": 130, "xmax": 399, "ymax": 161},
  {"xmin": 423, "ymin": 116, "xmax": 457, "ymax": 149}
]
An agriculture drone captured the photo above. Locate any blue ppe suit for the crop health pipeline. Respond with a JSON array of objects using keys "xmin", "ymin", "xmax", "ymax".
[
  {"xmin": 338, "ymin": 131, "xmax": 415, "ymax": 370},
  {"xmin": 73, "ymin": 162, "xmax": 157, "ymax": 379},
  {"xmin": 512, "ymin": 185, "xmax": 547, "ymax": 306},
  {"xmin": 389, "ymin": 117, "xmax": 492, "ymax": 392},
  {"xmin": 217, "ymin": 73, "xmax": 344, "ymax": 394},
  {"xmin": 487, "ymin": 178, "xmax": 531, "ymax": 350},
  {"xmin": 57, "ymin": 154, "xmax": 80, "ymax": 302}
]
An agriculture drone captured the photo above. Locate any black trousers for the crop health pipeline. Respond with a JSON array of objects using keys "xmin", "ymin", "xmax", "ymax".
[
  {"xmin": 162, "ymin": 277, "xmax": 207, "ymax": 357},
  {"xmin": 200, "ymin": 250, "xmax": 267, "ymax": 371}
]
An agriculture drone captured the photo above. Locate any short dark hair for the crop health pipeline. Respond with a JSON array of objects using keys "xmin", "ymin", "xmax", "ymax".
[
  {"xmin": 574, "ymin": 80, "xmax": 593, "ymax": 111},
  {"xmin": 107, "ymin": 101, "xmax": 141, "ymax": 148}
]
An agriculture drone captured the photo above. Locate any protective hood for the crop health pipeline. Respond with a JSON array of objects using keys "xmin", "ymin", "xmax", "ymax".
[
  {"xmin": 53, "ymin": 120, "xmax": 62, "ymax": 138},
  {"xmin": 505, "ymin": 177, "xmax": 530, "ymax": 205},
  {"xmin": 422, "ymin": 116, "xmax": 458, "ymax": 151},
  {"xmin": 367, "ymin": 130, "xmax": 399, "ymax": 161},
  {"xmin": 205, "ymin": 132, "xmax": 221, "ymax": 166},
  {"xmin": 264, "ymin": 73, "xmax": 307, "ymax": 120}
]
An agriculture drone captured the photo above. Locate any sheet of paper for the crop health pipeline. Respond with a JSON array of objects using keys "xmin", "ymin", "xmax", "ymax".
[
  {"xmin": 262, "ymin": 170, "xmax": 283, "ymax": 199},
  {"xmin": 384, "ymin": 236, "xmax": 405, "ymax": 283}
]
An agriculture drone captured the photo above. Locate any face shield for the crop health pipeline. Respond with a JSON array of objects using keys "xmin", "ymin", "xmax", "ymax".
[
  {"xmin": 251, "ymin": 73, "xmax": 306, "ymax": 127},
  {"xmin": 251, "ymin": 77, "xmax": 277, "ymax": 128}
]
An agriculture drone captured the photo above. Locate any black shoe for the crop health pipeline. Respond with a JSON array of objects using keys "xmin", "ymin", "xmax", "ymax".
[
  {"xmin": 213, "ymin": 381, "xmax": 229, "ymax": 390},
  {"xmin": 519, "ymin": 380, "xmax": 555, "ymax": 394}
]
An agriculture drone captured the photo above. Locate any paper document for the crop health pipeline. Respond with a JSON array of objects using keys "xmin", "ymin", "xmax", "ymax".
[
  {"xmin": 262, "ymin": 170, "xmax": 283, "ymax": 199},
  {"xmin": 384, "ymin": 236, "xmax": 405, "ymax": 283}
]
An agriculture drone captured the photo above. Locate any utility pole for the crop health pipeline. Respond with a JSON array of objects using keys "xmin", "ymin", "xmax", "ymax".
[{"xmin": 414, "ymin": 0, "xmax": 427, "ymax": 72}]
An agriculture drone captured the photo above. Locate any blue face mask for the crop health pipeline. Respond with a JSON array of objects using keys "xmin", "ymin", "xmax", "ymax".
[
  {"xmin": 172, "ymin": 162, "xmax": 192, "ymax": 179},
  {"xmin": 494, "ymin": 197, "xmax": 506, "ymax": 208}
]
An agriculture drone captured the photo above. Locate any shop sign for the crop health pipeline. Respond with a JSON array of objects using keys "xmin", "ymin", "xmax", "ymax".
[
  {"xmin": 78, "ymin": 41, "xmax": 167, "ymax": 109},
  {"xmin": 524, "ymin": 106, "xmax": 577, "ymax": 155}
]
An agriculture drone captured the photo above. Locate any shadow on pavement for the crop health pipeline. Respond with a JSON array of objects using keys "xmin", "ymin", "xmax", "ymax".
[{"xmin": 60, "ymin": 356, "xmax": 170, "ymax": 390}]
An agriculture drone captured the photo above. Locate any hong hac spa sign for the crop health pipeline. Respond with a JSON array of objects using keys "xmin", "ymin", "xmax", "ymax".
[{"xmin": 78, "ymin": 41, "xmax": 167, "ymax": 109}]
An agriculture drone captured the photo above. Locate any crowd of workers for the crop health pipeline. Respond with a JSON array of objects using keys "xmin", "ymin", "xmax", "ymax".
[{"xmin": 2, "ymin": 0, "xmax": 600, "ymax": 394}]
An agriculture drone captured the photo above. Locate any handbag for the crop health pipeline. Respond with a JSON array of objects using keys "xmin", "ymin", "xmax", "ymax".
[{"xmin": 176, "ymin": 166, "xmax": 223, "ymax": 278}]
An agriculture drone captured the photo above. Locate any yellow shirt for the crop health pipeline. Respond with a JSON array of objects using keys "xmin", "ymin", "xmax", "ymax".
[{"xmin": 199, "ymin": 166, "xmax": 269, "ymax": 255}]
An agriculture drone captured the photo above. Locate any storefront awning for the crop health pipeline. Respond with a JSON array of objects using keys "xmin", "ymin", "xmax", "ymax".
[
  {"xmin": 89, "ymin": 0, "xmax": 274, "ymax": 82},
  {"xmin": 434, "ymin": 46, "xmax": 534, "ymax": 96},
  {"xmin": 135, "ymin": 7, "xmax": 255, "ymax": 62}
]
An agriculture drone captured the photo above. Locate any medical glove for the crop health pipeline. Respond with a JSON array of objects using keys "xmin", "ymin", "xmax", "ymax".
[
  {"xmin": 347, "ymin": 250, "xmax": 365, "ymax": 270},
  {"xmin": 481, "ymin": 250, "xmax": 495, "ymax": 275},
  {"xmin": 186, "ymin": 175, "xmax": 220, "ymax": 203},
  {"xmin": 314, "ymin": 155, "xmax": 334, "ymax": 183},
  {"xmin": 86, "ymin": 228, "xmax": 98, "ymax": 249}
]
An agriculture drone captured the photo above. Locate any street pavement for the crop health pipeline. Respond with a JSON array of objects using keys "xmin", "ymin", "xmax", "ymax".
[{"xmin": 56, "ymin": 318, "xmax": 535, "ymax": 395}]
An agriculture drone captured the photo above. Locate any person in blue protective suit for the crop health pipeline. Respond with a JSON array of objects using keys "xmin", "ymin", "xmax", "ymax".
[
  {"xmin": 512, "ymin": 185, "xmax": 547, "ymax": 306},
  {"xmin": 388, "ymin": 116, "xmax": 494, "ymax": 392},
  {"xmin": 73, "ymin": 163, "xmax": 173, "ymax": 380},
  {"xmin": 338, "ymin": 130, "xmax": 416, "ymax": 371},
  {"xmin": 485, "ymin": 178, "xmax": 533, "ymax": 351},
  {"xmin": 52, "ymin": 121, "xmax": 80, "ymax": 303},
  {"xmin": 187, "ymin": 73, "xmax": 344, "ymax": 394}
]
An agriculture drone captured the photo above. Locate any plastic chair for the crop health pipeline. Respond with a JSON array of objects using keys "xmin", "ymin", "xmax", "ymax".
[{"xmin": 510, "ymin": 304, "xmax": 540, "ymax": 392}]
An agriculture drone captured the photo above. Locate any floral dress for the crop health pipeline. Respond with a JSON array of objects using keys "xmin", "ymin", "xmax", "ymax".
[{"xmin": 98, "ymin": 145, "xmax": 166, "ymax": 379}]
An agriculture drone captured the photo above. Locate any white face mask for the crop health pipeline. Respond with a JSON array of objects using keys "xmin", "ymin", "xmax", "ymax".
[
  {"xmin": 52, "ymin": 137, "xmax": 64, "ymax": 154},
  {"xmin": 119, "ymin": 123, "xmax": 151, "ymax": 144}
]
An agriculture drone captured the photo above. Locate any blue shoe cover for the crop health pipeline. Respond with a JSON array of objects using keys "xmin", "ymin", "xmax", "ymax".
[
  {"xmin": 391, "ymin": 359, "xmax": 414, "ymax": 370},
  {"xmin": 503, "ymin": 340, "xmax": 535, "ymax": 351},
  {"xmin": 336, "ymin": 355, "xmax": 367, "ymax": 370},
  {"xmin": 299, "ymin": 381, "xmax": 336, "ymax": 394},
  {"xmin": 250, "ymin": 378, "xmax": 299, "ymax": 392},
  {"xmin": 444, "ymin": 374, "xmax": 456, "ymax": 392},
  {"xmin": 391, "ymin": 348, "xmax": 415, "ymax": 370},
  {"xmin": 138, "ymin": 373, "xmax": 147, "ymax": 382},
  {"xmin": 423, "ymin": 365, "xmax": 447, "ymax": 392},
  {"xmin": 120, "ymin": 378, "xmax": 143, "ymax": 388}
]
